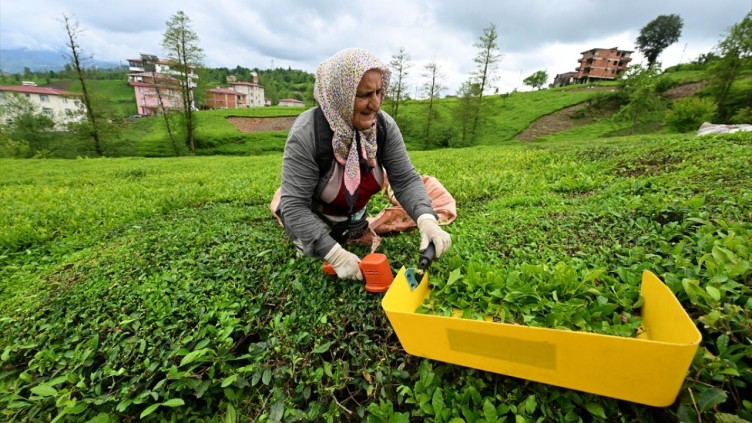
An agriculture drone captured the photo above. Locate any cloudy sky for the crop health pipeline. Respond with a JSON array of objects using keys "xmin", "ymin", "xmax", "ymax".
[{"xmin": 1, "ymin": 0, "xmax": 749, "ymax": 95}]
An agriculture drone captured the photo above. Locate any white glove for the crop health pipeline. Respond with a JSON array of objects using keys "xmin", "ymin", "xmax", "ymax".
[
  {"xmin": 416, "ymin": 214, "xmax": 451, "ymax": 258},
  {"xmin": 324, "ymin": 244, "xmax": 363, "ymax": 280}
]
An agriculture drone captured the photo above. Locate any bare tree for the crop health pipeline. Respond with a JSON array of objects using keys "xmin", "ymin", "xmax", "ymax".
[
  {"xmin": 421, "ymin": 60, "xmax": 445, "ymax": 149},
  {"xmin": 61, "ymin": 14, "xmax": 102, "ymax": 156},
  {"xmin": 471, "ymin": 23, "xmax": 503, "ymax": 139},
  {"xmin": 388, "ymin": 47, "xmax": 411, "ymax": 117},
  {"xmin": 162, "ymin": 10, "xmax": 204, "ymax": 152}
]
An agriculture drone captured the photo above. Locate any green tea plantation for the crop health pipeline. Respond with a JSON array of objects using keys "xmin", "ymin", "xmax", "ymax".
[{"xmin": 1, "ymin": 131, "xmax": 750, "ymax": 422}]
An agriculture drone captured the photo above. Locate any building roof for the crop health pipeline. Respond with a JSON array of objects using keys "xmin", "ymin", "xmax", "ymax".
[
  {"xmin": 580, "ymin": 47, "xmax": 634, "ymax": 54},
  {"xmin": 279, "ymin": 98, "xmax": 304, "ymax": 103},
  {"xmin": 208, "ymin": 88, "xmax": 246, "ymax": 95},
  {"xmin": 0, "ymin": 85, "xmax": 78, "ymax": 96},
  {"xmin": 229, "ymin": 81, "xmax": 262, "ymax": 87}
]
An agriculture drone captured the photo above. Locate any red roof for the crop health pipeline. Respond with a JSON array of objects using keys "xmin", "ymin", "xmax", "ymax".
[
  {"xmin": 0, "ymin": 85, "xmax": 78, "ymax": 96},
  {"xmin": 279, "ymin": 98, "xmax": 304, "ymax": 103}
]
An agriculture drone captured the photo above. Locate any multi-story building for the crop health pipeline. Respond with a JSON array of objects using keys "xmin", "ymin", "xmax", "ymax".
[
  {"xmin": 278, "ymin": 98, "xmax": 305, "ymax": 107},
  {"xmin": 205, "ymin": 88, "xmax": 247, "ymax": 109},
  {"xmin": 127, "ymin": 53, "xmax": 198, "ymax": 116},
  {"xmin": 576, "ymin": 47, "xmax": 633, "ymax": 82},
  {"xmin": 0, "ymin": 82, "xmax": 85, "ymax": 128},
  {"xmin": 228, "ymin": 72, "xmax": 265, "ymax": 108}
]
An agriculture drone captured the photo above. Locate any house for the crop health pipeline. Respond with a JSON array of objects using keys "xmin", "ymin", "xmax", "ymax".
[
  {"xmin": 552, "ymin": 72, "xmax": 578, "ymax": 88},
  {"xmin": 228, "ymin": 71, "xmax": 265, "ymax": 108},
  {"xmin": 576, "ymin": 47, "xmax": 632, "ymax": 82},
  {"xmin": 205, "ymin": 88, "xmax": 247, "ymax": 109},
  {"xmin": 278, "ymin": 98, "xmax": 305, "ymax": 107},
  {"xmin": 127, "ymin": 53, "xmax": 198, "ymax": 115},
  {"xmin": 0, "ymin": 83, "xmax": 85, "ymax": 128}
]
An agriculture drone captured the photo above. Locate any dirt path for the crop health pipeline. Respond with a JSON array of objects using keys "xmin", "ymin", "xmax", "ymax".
[
  {"xmin": 227, "ymin": 116, "xmax": 297, "ymax": 132},
  {"xmin": 515, "ymin": 82, "xmax": 706, "ymax": 141},
  {"xmin": 515, "ymin": 103, "xmax": 596, "ymax": 142}
]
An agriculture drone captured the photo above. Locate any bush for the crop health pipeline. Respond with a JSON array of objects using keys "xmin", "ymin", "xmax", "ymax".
[{"xmin": 664, "ymin": 97, "xmax": 718, "ymax": 133}]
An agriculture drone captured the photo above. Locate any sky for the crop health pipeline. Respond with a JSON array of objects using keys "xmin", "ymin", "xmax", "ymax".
[{"xmin": 1, "ymin": 0, "xmax": 750, "ymax": 96}]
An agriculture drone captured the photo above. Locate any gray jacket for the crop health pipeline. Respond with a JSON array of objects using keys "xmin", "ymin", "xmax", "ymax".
[{"xmin": 279, "ymin": 108, "xmax": 435, "ymax": 258}]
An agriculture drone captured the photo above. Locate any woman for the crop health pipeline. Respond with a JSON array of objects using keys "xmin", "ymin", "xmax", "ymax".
[{"xmin": 277, "ymin": 48, "xmax": 451, "ymax": 281}]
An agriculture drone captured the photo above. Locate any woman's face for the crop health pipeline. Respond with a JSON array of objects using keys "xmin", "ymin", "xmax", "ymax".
[{"xmin": 352, "ymin": 69, "xmax": 384, "ymax": 130}]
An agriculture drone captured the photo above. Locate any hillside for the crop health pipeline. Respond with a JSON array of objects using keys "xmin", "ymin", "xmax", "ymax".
[{"xmin": 1, "ymin": 130, "xmax": 750, "ymax": 421}]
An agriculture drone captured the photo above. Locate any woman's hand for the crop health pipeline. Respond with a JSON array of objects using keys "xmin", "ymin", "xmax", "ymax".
[
  {"xmin": 417, "ymin": 214, "xmax": 452, "ymax": 258},
  {"xmin": 324, "ymin": 244, "xmax": 363, "ymax": 280}
]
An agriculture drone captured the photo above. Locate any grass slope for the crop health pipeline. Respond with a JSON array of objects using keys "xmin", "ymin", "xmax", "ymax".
[{"xmin": 1, "ymin": 131, "xmax": 750, "ymax": 422}]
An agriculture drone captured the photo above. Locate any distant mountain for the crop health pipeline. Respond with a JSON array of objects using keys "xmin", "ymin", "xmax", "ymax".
[{"xmin": 0, "ymin": 48, "xmax": 122, "ymax": 74}]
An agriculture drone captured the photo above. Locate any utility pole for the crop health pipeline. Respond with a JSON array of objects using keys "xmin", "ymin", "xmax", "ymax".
[{"xmin": 678, "ymin": 43, "xmax": 687, "ymax": 64}]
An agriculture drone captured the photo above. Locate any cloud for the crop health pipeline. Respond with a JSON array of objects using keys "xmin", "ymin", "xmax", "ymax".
[{"xmin": 1, "ymin": 0, "xmax": 748, "ymax": 94}]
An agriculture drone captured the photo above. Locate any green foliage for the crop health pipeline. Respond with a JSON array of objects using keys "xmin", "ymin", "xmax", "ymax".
[
  {"xmin": 706, "ymin": 11, "xmax": 752, "ymax": 122},
  {"xmin": 664, "ymin": 97, "xmax": 718, "ymax": 133},
  {"xmin": 613, "ymin": 65, "xmax": 666, "ymax": 133},
  {"xmin": 523, "ymin": 70, "xmax": 549, "ymax": 91},
  {"xmin": 1, "ymin": 132, "xmax": 750, "ymax": 422},
  {"xmin": 0, "ymin": 92, "xmax": 56, "ymax": 156},
  {"xmin": 635, "ymin": 14, "xmax": 684, "ymax": 67}
]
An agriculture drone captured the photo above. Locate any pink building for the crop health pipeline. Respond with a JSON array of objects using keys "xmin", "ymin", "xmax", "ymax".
[{"xmin": 127, "ymin": 54, "xmax": 197, "ymax": 116}]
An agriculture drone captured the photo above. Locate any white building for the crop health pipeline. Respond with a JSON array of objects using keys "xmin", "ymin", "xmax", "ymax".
[
  {"xmin": 0, "ymin": 83, "xmax": 85, "ymax": 128},
  {"xmin": 228, "ymin": 72, "xmax": 265, "ymax": 108},
  {"xmin": 278, "ymin": 98, "xmax": 305, "ymax": 107}
]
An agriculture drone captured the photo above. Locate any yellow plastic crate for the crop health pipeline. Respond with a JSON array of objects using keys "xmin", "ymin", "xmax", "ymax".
[{"xmin": 381, "ymin": 268, "xmax": 701, "ymax": 407}]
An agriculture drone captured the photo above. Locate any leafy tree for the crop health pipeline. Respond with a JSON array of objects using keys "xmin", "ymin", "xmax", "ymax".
[
  {"xmin": 613, "ymin": 64, "xmax": 664, "ymax": 133},
  {"xmin": 707, "ymin": 11, "xmax": 752, "ymax": 122},
  {"xmin": 470, "ymin": 23, "xmax": 502, "ymax": 140},
  {"xmin": 0, "ymin": 92, "xmax": 54, "ymax": 156},
  {"xmin": 523, "ymin": 70, "xmax": 549, "ymax": 90},
  {"xmin": 635, "ymin": 14, "xmax": 684, "ymax": 68},
  {"xmin": 162, "ymin": 10, "xmax": 204, "ymax": 152},
  {"xmin": 453, "ymin": 79, "xmax": 481, "ymax": 146},
  {"xmin": 663, "ymin": 97, "xmax": 717, "ymax": 133},
  {"xmin": 388, "ymin": 47, "xmax": 411, "ymax": 118},
  {"xmin": 61, "ymin": 14, "xmax": 103, "ymax": 156},
  {"xmin": 421, "ymin": 60, "xmax": 445, "ymax": 149}
]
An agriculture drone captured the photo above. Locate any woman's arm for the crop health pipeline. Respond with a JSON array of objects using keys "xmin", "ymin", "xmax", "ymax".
[{"xmin": 279, "ymin": 110, "xmax": 338, "ymax": 258}]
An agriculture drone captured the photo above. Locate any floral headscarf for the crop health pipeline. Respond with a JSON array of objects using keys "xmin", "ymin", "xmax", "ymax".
[{"xmin": 314, "ymin": 48, "xmax": 391, "ymax": 212}]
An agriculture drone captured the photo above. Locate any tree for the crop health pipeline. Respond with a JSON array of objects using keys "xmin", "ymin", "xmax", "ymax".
[
  {"xmin": 635, "ymin": 14, "xmax": 684, "ymax": 68},
  {"xmin": 0, "ymin": 92, "xmax": 55, "ymax": 157},
  {"xmin": 523, "ymin": 70, "xmax": 549, "ymax": 90},
  {"xmin": 470, "ymin": 23, "xmax": 503, "ymax": 139},
  {"xmin": 388, "ymin": 47, "xmax": 411, "ymax": 118},
  {"xmin": 61, "ymin": 14, "xmax": 102, "ymax": 156},
  {"xmin": 162, "ymin": 10, "xmax": 204, "ymax": 152},
  {"xmin": 421, "ymin": 60, "xmax": 445, "ymax": 149},
  {"xmin": 613, "ymin": 64, "xmax": 664, "ymax": 133},
  {"xmin": 708, "ymin": 11, "xmax": 751, "ymax": 121},
  {"xmin": 453, "ymin": 79, "xmax": 481, "ymax": 146}
]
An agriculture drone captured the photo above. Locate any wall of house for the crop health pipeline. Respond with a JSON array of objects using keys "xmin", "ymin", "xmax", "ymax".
[
  {"xmin": 132, "ymin": 85, "xmax": 181, "ymax": 115},
  {"xmin": 0, "ymin": 90, "xmax": 85, "ymax": 128},
  {"xmin": 206, "ymin": 92, "xmax": 246, "ymax": 109},
  {"xmin": 577, "ymin": 49, "xmax": 632, "ymax": 81},
  {"xmin": 229, "ymin": 83, "xmax": 265, "ymax": 108}
]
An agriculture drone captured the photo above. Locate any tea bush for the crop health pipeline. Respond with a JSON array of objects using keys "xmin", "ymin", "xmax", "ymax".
[{"xmin": 1, "ymin": 132, "xmax": 750, "ymax": 422}]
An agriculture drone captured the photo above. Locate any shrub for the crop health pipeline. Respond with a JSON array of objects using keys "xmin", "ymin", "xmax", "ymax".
[{"xmin": 664, "ymin": 97, "xmax": 718, "ymax": 133}]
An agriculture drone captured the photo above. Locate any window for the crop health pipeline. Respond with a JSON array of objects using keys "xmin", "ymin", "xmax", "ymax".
[
  {"xmin": 65, "ymin": 109, "xmax": 73, "ymax": 116},
  {"xmin": 5, "ymin": 118, "xmax": 12, "ymax": 125},
  {"xmin": 63, "ymin": 97, "xmax": 68, "ymax": 104},
  {"xmin": 40, "ymin": 94, "xmax": 49, "ymax": 102},
  {"xmin": 43, "ymin": 107, "xmax": 53, "ymax": 116}
]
